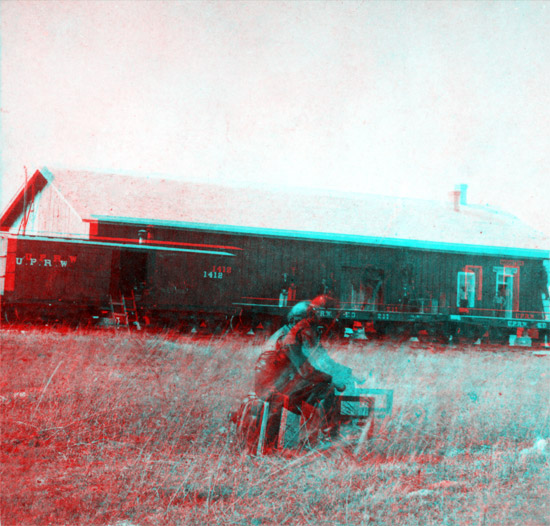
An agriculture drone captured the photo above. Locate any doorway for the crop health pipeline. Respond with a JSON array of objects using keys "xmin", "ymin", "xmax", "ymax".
[
  {"xmin": 110, "ymin": 249, "xmax": 149, "ymax": 297},
  {"xmin": 495, "ymin": 266, "xmax": 519, "ymax": 317}
]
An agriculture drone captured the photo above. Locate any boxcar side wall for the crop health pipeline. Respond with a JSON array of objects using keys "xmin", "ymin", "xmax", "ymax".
[
  {"xmin": 93, "ymin": 223, "xmax": 548, "ymax": 321},
  {"xmin": 145, "ymin": 251, "xmax": 239, "ymax": 313},
  {"xmin": 226, "ymin": 234, "xmax": 546, "ymax": 319},
  {"xmin": 7, "ymin": 238, "xmax": 111, "ymax": 303},
  {"xmin": 1, "ymin": 238, "xmax": 113, "ymax": 321}
]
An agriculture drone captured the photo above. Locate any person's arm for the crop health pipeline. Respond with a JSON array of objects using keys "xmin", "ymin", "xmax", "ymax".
[
  {"xmin": 286, "ymin": 328, "xmax": 332, "ymax": 383},
  {"xmin": 307, "ymin": 344, "xmax": 349, "ymax": 377},
  {"xmin": 263, "ymin": 325, "xmax": 289, "ymax": 350},
  {"xmin": 313, "ymin": 346, "xmax": 366, "ymax": 387}
]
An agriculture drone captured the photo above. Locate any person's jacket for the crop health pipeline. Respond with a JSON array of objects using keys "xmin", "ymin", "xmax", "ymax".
[{"xmin": 281, "ymin": 317, "xmax": 355, "ymax": 386}]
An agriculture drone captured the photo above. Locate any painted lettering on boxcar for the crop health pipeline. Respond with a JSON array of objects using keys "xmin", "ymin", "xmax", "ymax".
[{"xmin": 15, "ymin": 253, "xmax": 78, "ymax": 268}]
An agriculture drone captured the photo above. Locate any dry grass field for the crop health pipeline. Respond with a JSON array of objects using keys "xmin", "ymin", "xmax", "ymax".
[{"xmin": 1, "ymin": 328, "xmax": 549, "ymax": 525}]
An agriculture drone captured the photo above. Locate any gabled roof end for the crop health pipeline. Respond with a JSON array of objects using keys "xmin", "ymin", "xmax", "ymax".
[{"xmin": 0, "ymin": 169, "xmax": 47, "ymax": 230}]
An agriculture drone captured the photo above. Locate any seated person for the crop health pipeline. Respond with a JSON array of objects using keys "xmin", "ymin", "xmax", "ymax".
[{"xmin": 254, "ymin": 296, "xmax": 364, "ymax": 447}]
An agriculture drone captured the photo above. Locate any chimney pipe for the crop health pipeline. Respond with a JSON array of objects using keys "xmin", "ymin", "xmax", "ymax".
[
  {"xmin": 138, "ymin": 229, "xmax": 147, "ymax": 244},
  {"xmin": 449, "ymin": 184, "xmax": 468, "ymax": 212},
  {"xmin": 455, "ymin": 184, "xmax": 468, "ymax": 205},
  {"xmin": 451, "ymin": 190, "xmax": 461, "ymax": 212}
]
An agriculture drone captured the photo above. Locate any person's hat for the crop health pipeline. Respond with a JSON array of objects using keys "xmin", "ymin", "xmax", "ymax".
[
  {"xmin": 287, "ymin": 301, "xmax": 310, "ymax": 324},
  {"xmin": 307, "ymin": 295, "xmax": 338, "ymax": 317}
]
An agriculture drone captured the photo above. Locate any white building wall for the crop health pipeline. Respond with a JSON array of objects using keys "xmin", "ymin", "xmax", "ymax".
[{"xmin": 9, "ymin": 183, "xmax": 87, "ymax": 237}]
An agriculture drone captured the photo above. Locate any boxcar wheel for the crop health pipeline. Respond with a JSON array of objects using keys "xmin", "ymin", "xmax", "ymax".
[
  {"xmin": 455, "ymin": 325, "xmax": 482, "ymax": 344},
  {"xmin": 372, "ymin": 321, "xmax": 388, "ymax": 338},
  {"xmin": 489, "ymin": 327, "xmax": 509, "ymax": 344}
]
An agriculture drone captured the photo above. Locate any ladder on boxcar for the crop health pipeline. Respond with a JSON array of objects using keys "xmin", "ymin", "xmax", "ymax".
[{"xmin": 110, "ymin": 290, "xmax": 141, "ymax": 330}]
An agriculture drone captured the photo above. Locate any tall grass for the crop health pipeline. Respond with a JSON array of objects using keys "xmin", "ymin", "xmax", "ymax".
[{"xmin": 1, "ymin": 329, "xmax": 548, "ymax": 525}]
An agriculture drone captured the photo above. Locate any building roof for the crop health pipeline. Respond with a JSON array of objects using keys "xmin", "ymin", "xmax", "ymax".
[{"xmin": 1, "ymin": 167, "xmax": 549, "ymax": 256}]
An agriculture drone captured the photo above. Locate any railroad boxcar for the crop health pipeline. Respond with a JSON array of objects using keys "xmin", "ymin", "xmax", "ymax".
[
  {"xmin": 93, "ymin": 218, "xmax": 550, "ymax": 342},
  {"xmin": 0, "ymin": 233, "xmax": 240, "ymax": 327}
]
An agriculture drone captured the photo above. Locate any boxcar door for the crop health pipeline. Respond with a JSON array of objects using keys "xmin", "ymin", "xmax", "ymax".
[
  {"xmin": 341, "ymin": 266, "xmax": 385, "ymax": 311},
  {"xmin": 341, "ymin": 267, "xmax": 364, "ymax": 310},
  {"xmin": 0, "ymin": 237, "xmax": 8, "ymax": 296}
]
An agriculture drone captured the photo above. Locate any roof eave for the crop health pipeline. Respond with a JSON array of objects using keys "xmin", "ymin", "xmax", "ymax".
[{"xmin": 87, "ymin": 215, "xmax": 550, "ymax": 258}]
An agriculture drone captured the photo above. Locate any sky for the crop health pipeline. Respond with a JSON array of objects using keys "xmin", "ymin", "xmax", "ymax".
[{"xmin": 0, "ymin": 1, "xmax": 548, "ymax": 236}]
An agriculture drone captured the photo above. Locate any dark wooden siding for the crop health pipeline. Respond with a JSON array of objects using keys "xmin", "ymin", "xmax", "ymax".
[{"xmin": 93, "ymin": 222, "xmax": 547, "ymax": 318}]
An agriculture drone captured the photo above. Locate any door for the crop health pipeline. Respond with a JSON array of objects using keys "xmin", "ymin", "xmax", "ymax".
[
  {"xmin": 495, "ymin": 266, "xmax": 519, "ymax": 317},
  {"xmin": 457, "ymin": 271, "xmax": 476, "ymax": 309},
  {"xmin": 342, "ymin": 266, "xmax": 385, "ymax": 311},
  {"xmin": 0, "ymin": 236, "xmax": 16, "ymax": 295}
]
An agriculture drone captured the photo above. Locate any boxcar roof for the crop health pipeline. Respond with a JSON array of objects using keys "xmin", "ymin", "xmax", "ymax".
[
  {"xmin": 2, "ymin": 168, "xmax": 549, "ymax": 257},
  {"xmin": 0, "ymin": 233, "xmax": 237, "ymax": 257}
]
